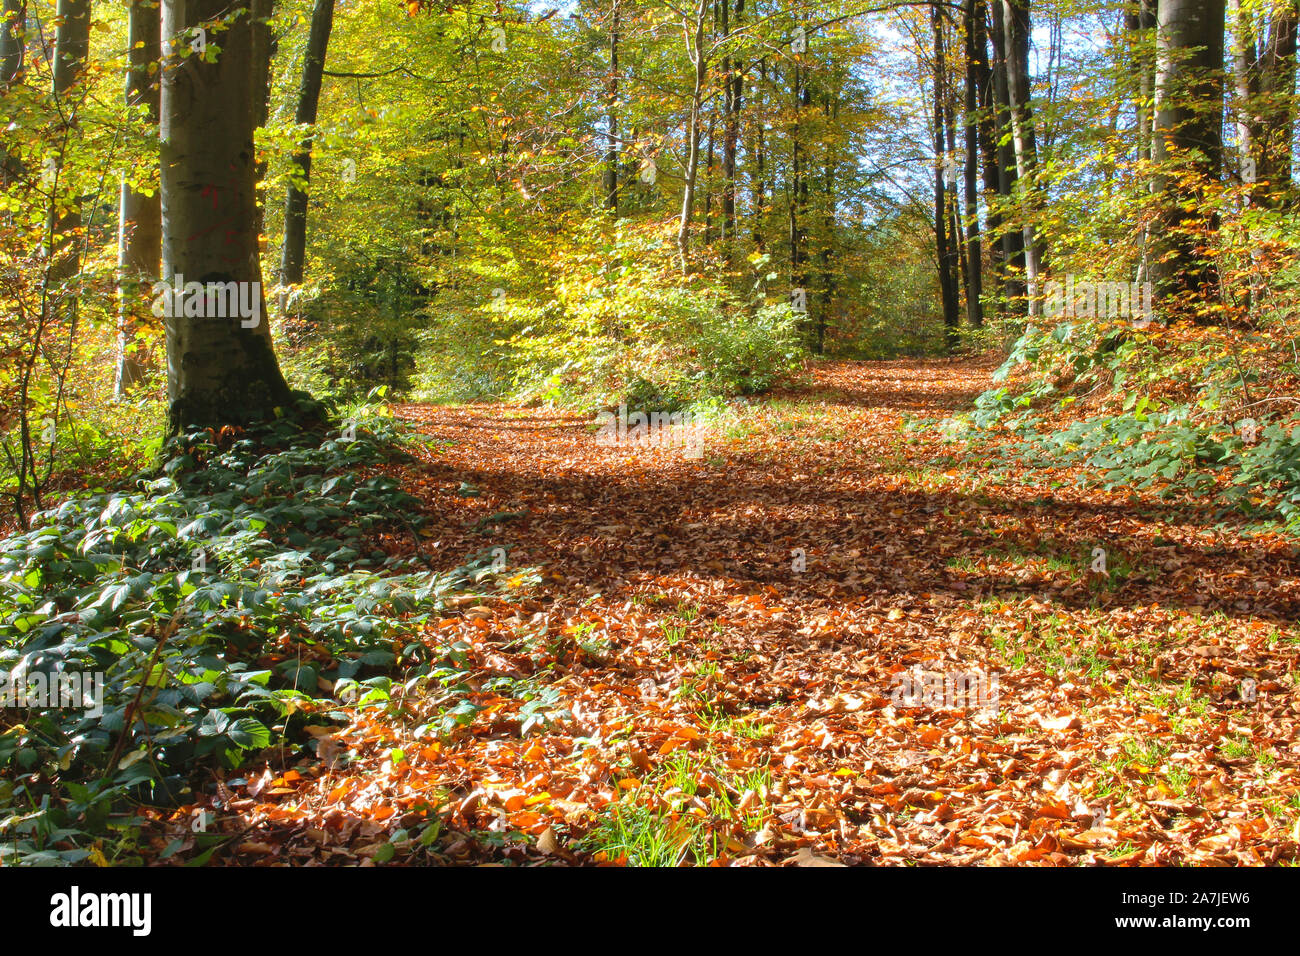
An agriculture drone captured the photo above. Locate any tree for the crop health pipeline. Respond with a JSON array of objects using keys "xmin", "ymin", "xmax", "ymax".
[
  {"xmin": 251, "ymin": 0, "xmax": 275, "ymax": 237},
  {"xmin": 962, "ymin": 0, "xmax": 985, "ymax": 328},
  {"xmin": 603, "ymin": 0, "xmax": 620, "ymax": 215},
  {"xmin": 987, "ymin": 0, "xmax": 1025, "ymax": 310},
  {"xmin": 46, "ymin": 0, "xmax": 90, "ymax": 280},
  {"xmin": 676, "ymin": 0, "xmax": 710, "ymax": 271},
  {"xmin": 1256, "ymin": 2, "xmax": 1297, "ymax": 203},
  {"xmin": 0, "ymin": 0, "xmax": 22, "ymax": 86},
  {"xmin": 1126, "ymin": 0, "xmax": 1157, "ymax": 287},
  {"xmin": 720, "ymin": 0, "xmax": 742, "ymax": 250},
  {"xmin": 933, "ymin": 3, "xmax": 961, "ymax": 349},
  {"xmin": 751, "ymin": 56, "xmax": 767, "ymax": 251},
  {"xmin": 279, "ymin": 0, "xmax": 338, "ymax": 295},
  {"xmin": 115, "ymin": 0, "xmax": 162, "ymax": 397},
  {"xmin": 1127, "ymin": 0, "xmax": 1156, "ymax": 162},
  {"xmin": 1150, "ymin": 0, "xmax": 1225, "ymax": 310},
  {"xmin": 789, "ymin": 29, "xmax": 813, "ymax": 339},
  {"xmin": 1, "ymin": 0, "xmax": 25, "ymax": 186},
  {"xmin": 1231, "ymin": 0, "xmax": 1297, "ymax": 206},
  {"xmin": 161, "ymin": 0, "xmax": 294, "ymax": 432},
  {"xmin": 998, "ymin": 0, "xmax": 1043, "ymax": 315}
]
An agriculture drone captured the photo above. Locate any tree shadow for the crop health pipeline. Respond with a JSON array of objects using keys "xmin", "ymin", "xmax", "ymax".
[{"xmin": 394, "ymin": 424, "xmax": 1299, "ymax": 625}]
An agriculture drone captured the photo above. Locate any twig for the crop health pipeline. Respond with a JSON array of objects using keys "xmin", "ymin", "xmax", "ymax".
[
  {"xmin": 1237, "ymin": 397, "xmax": 1300, "ymax": 409},
  {"xmin": 100, "ymin": 607, "xmax": 186, "ymax": 786},
  {"xmin": 399, "ymin": 514, "xmax": 440, "ymax": 572}
]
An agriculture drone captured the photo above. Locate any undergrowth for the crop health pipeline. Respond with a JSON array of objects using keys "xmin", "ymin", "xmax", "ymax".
[
  {"xmin": 0, "ymin": 398, "xmax": 513, "ymax": 864},
  {"xmin": 934, "ymin": 319, "xmax": 1300, "ymax": 530}
]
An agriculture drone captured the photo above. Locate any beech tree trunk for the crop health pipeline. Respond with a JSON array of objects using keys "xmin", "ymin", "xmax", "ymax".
[
  {"xmin": 45, "ymin": 0, "xmax": 90, "ymax": 281},
  {"xmin": 1229, "ymin": 0, "xmax": 1258, "ymax": 191},
  {"xmin": 1136, "ymin": 0, "xmax": 1157, "ymax": 165},
  {"xmin": 677, "ymin": 0, "xmax": 709, "ymax": 271},
  {"xmin": 1261, "ymin": 5, "xmax": 1297, "ymax": 201},
  {"xmin": 963, "ymin": 0, "xmax": 985, "ymax": 328},
  {"xmin": 162, "ymin": 0, "xmax": 294, "ymax": 432},
  {"xmin": 1150, "ymin": 0, "xmax": 1225, "ymax": 311},
  {"xmin": 0, "ymin": 0, "xmax": 22, "ymax": 85},
  {"xmin": 703, "ymin": 112, "xmax": 715, "ymax": 243},
  {"xmin": 975, "ymin": 0, "xmax": 1007, "ymax": 309},
  {"xmin": 250, "ymin": 0, "xmax": 275, "ymax": 238},
  {"xmin": 115, "ymin": 0, "xmax": 162, "ymax": 397},
  {"xmin": 1238, "ymin": 0, "xmax": 1298, "ymax": 204},
  {"xmin": 942, "ymin": 42, "xmax": 968, "ymax": 319},
  {"xmin": 1126, "ymin": 0, "xmax": 1157, "ymax": 287},
  {"xmin": 815, "ymin": 90, "xmax": 840, "ymax": 356},
  {"xmin": 752, "ymin": 58, "xmax": 766, "ymax": 251},
  {"xmin": 789, "ymin": 58, "xmax": 813, "ymax": 343},
  {"xmin": 603, "ymin": 1, "xmax": 619, "ymax": 215},
  {"xmin": 933, "ymin": 5, "xmax": 961, "ymax": 350},
  {"xmin": 999, "ymin": 0, "xmax": 1042, "ymax": 315},
  {"xmin": 988, "ymin": 0, "xmax": 1025, "ymax": 309},
  {"xmin": 279, "ymin": 0, "xmax": 337, "ymax": 292},
  {"xmin": 721, "ymin": 0, "xmax": 742, "ymax": 249},
  {"xmin": 1, "ymin": 0, "xmax": 25, "ymax": 185}
]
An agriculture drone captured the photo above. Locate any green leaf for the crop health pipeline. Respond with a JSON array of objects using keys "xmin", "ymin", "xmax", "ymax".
[{"xmin": 227, "ymin": 718, "xmax": 272, "ymax": 749}]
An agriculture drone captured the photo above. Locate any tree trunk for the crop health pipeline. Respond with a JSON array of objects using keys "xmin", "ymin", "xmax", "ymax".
[
  {"xmin": 790, "ymin": 58, "xmax": 813, "ymax": 343},
  {"xmin": 721, "ymin": 0, "xmax": 742, "ymax": 249},
  {"xmin": 1127, "ymin": 0, "xmax": 1157, "ymax": 287},
  {"xmin": 703, "ymin": 112, "xmax": 715, "ymax": 244},
  {"xmin": 51, "ymin": 0, "xmax": 88, "ymax": 97},
  {"xmin": 279, "ymin": 0, "xmax": 336, "ymax": 293},
  {"xmin": 1, "ymin": 0, "xmax": 22, "ymax": 84},
  {"xmin": 1150, "ymin": 0, "xmax": 1226, "ymax": 312},
  {"xmin": 1136, "ymin": 0, "xmax": 1157, "ymax": 165},
  {"xmin": 1, "ymin": 0, "xmax": 25, "ymax": 186},
  {"xmin": 603, "ymin": 0, "xmax": 619, "ymax": 215},
  {"xmin": 677, "ymin": 0, "xmax": 708, "ymax": 271},
  {"xmin": 816, "ymin": 91, "xmax": 839, "ymax": 356},
  {"xmin": 988, "ymin": 0, "xmax": 1025, "ymax": 309},
  {"xmin": 752, "ymin": 57, "xmax": 766, "ymax": 251},
  {"xmin": 45, "ymin": 0, "xmax": 90, "ymax": 280},
  {"xmin": 1256, "ymin": 1, "xmax": 1297, "ymax": 203},
  {"xmin": 162, "ymin": 0, "xmax": 294, "ymax": 432},
  {"xmin": 1000, "ymin": 0, "xmax": 1042, "ymax": 315},
  {"xmin": 250, "ymin": 0, "xmax": 275, "ymax": 239},
  {"xmin": 115, "ymin": 0, "xmax": 162, "ymax": 397},
  {"xmin": 942, "ymin": 45, "xmax": 968, "ymax": 321},
  {"xmin": 934, "ymin": 5, "xmax": 961, "ymax": 350},
  {"xmin": 963, "ymin": 0, "xmax": 985, "ymax": 327},
  {"xmin": 975, "ymin": 0, "xmax": 1007, "ymax": 307}
]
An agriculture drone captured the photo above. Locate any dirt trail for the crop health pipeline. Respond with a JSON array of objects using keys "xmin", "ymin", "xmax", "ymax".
[{"xmin": 209, "ymin": 359, "xmax": 1300, "ymax": 865}]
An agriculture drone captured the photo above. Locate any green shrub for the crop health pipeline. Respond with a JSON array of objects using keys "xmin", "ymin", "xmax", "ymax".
[
  {"xmin": 414, "ymin": 222, "xmax": 805, "ymax": 411},
  {"xmin": 0, "ymin": 401, "xmax": 504, "ymax": 863}
]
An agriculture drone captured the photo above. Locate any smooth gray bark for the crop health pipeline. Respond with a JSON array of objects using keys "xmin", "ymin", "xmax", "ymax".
[
  {"xmin": 115, "ymin": 0, "xmax": 162, "ymax": 397},
  {"xmin": 963, "ymin": 0, "xmax": 985, "ymax": 328},
  {"xmin": 279, "ymin": 0, "xmax": 337, "ymax": 291},
  {"xmin": 999, "ymin": 0, "xmax": 1042, "ymax": 314},
  {"xmin": 0, "ymin": 0, "xmax": 22, "ymax": 84},
  {"xmin": 45, "ymin": 0, "xmax": 90, "ymax": 280},
  {"xmin": 161, "ymin": 0, "xmax": 293, "ymax": 432},
  {"xmin": 1150, "ymin": 0, "xmax": 1225, "ymax": 309},
  {"xmin": 677, "ymin": 0, "xmax": 709, "ymax": 271}
]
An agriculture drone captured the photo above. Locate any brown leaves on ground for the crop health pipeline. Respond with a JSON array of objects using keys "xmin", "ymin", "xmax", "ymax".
[{"xmin": 150, "ymin": 359, "xmax": 1300, "ymax": 866}]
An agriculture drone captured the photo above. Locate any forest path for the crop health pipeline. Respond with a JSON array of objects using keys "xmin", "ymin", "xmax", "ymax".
[{"xmin": 239, "ymin": 358, "xmax": 1299, "ymax": 865}]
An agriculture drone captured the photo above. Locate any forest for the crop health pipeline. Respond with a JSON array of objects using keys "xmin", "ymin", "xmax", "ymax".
[{"xmin": 0, "ymin": 0, "xmax": 1297, "ymax": 872}]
